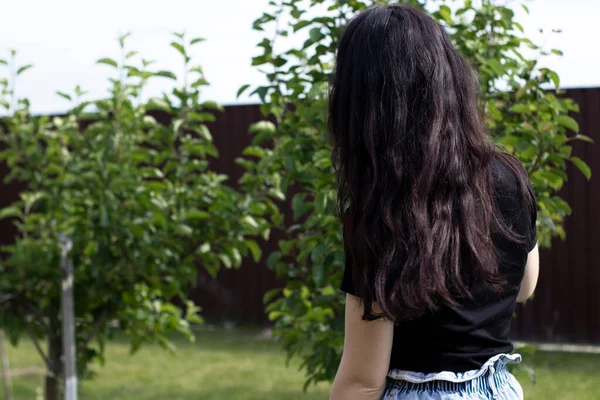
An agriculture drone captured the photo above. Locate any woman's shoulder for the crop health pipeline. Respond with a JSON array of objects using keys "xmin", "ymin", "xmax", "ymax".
[
  {"xmin": 490, "ymin": 151, "xmax": 529, "ymax": 195},
  {"xmin": 490, "ymin": 151, "xmax": 536, "ymax": 235}
]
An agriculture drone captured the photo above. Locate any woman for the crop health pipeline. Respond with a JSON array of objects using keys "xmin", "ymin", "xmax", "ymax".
[{"xmin": 329, "ymin": 4, "xmax": 538, "ymax": 400}]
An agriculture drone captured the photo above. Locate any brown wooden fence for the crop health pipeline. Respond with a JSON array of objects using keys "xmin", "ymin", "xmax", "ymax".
[
  {"xmin": 511, "ymin": 88, "xmax": 600, "ymax": 344},
  {"xmin": 194, "ymin": 89, "xmax": 600, "ymax": 345},
  {"xmin": 187, "ymin": 104, "xmax": 285, "ymax": 324},
  {"xmin": 1, "ymin": 88, "xmax": 599, "ymax": 343}
]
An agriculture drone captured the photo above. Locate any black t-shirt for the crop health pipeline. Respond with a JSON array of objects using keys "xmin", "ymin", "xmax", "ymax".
[{"xmin": 339, "ymin": 154, "xmax": 537, "ymax": 373}]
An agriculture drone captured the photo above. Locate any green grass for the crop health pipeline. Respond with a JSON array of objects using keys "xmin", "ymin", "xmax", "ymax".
[
  {"xmin": 512, "ymin": 351, "xmax": 600, "ymax": 400},
  {"xmin": 3, "ymin": 328, "xmax": 330, "ymax": 400},
  {"xmin": 2, "ymin": 328, "xmax": 600, "ymax": 399}
]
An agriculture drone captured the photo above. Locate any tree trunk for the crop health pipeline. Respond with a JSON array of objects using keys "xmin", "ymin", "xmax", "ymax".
[
  {"xmin": 45, "ymin": 374, "xmax": 60, "ymax": 400},
  {"xmin": 45, "ymin": 336, "xmax": 63, "ymax": 400},
  {"xmin": 0, "ymin": 330, "xmax": 14, "ymax": 400}
]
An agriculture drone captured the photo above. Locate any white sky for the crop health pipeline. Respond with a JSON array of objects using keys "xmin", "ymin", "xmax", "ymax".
[{"xmin": 0, "ymin": 0, "xmax": 598, "ymax": 115}]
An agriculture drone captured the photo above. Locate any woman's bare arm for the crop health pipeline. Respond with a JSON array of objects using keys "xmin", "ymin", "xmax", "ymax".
[
  {"xmin": 517, "ymin": 243, "xmax": 539, "ymax": 302},
  {"xmin": 330, "ymin": 294, "xmax": 394, "ymax": 400}
]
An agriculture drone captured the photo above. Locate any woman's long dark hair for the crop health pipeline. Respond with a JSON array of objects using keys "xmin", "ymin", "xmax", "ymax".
[{"xmin": 329, "ymin": 4, "xmax": 531, "ymax": 321}]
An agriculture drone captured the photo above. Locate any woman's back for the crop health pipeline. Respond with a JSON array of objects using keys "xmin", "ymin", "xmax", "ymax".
[
  {"xmin": 329, "ymin": 4, "xmax": 538, "ymax": 400},
  {"xmin": 340, "ymin": 153, "xmax": 536, "ymax": 374}
]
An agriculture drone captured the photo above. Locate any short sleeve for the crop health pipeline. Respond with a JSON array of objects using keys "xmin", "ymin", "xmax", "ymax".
[
  {"xmin": 339, "ymin": 248, "xmax": 358, "ymax": 296},
  {"xmin": 491, "ymin": 153, "xmax": 538, "ymax": 253}
]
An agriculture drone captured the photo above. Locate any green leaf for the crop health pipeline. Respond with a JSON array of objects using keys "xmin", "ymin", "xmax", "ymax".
[
  {"xmin": 292, "ymin": 193, "xmax": 306, "ymax": 220},
  {"xmin": 251, "ymin": 86, "xmax": 269, "ymax": 102},
  {"xmin": 252, "ymin": 55, "xmax": 269, "ymax": 66},
  {"xmin": 241, "ymin": 215, "xmax": 259, "ymax": 229},
  {"xmin": 170, "ymin": 42, "xmax": 187, "ymax": 57},
  {"xmin": 75, "ymin": 86, "xmax": 86, "ymax": 96},
  {"xmin": 142, "ymin": 58, "xmax": 155, "ymax": 67},
  {"xmin": 551, "ymin": 49, "xmax": 564, "ymax": 56},
  {"xmin": 268, "ymin": 311, "xmax": 282, "ymax": 321},
  {"xmin": 312, "ymin": 263, "xmax": 325, "ymax": 287},
  {"xmin": 536, "ymin": 170, "xmax": 564, "ymax": 190},
  {"xmin": 56, "ymin": 91, "xmax": 72, "ymax": 101},
  {"xmin": 571, "ymin": 157, "xmax": 591, "ymax": 180},
  {"xmin": 245, "ymin": 240, "xmax": 262, "ymax": 263},
  {"xmin": 231, "ymin": 247, "xmax": 242, "ymax": 267},
  {"xmin": 186, "ymin": 209, "xmax": 210, "ymax": 220},
  {"xmin": 522, "ymin": 4, "xmax": 530, "ymax": 14},
  {"xmin": 193, "ymin": 124, "xmax": 212, "ymax": 141},
  {"xmin": 311, "ymin": 244, "xmax": 329, "ymax": 262},
  {"xmin": 119, "ymin": 32, "xmax": 131, "ymax": 48},
  {"xmin": 309, "ymin": 28, "xmax": 324, "ymax": 42},
  {"xmin": 155, "ymin": 70, "xmax": 177, "ymax": 80},
  {"xmin": 173, "ymin": 118, "xmax": 184, "ymax": 134},
  {"xmin": 143, "ymin": 115, "xmax": 158, "ymax": 125},
  {"xmin": 17, "ymin": 64, "xmax": 33, "ymax": 75},
  {"xmin": 126, "ymin": 50, "xmax": 138, "ymax": 59},
  {"xmin": 0, "ymin": 59, "xmax": 7, "ymax": 65},
  {"xmin": 22, "ymin": 192, "xmax": 45, "ymax": 213},
  {"xmin": 252, "ymin": 12, "xmax": 276, "ymax": 31},
  {"xmin": 189, "ymin": 112, "xmax": 216, "ymax": 122},
  {"xmin": 514, "ymin": 22, "xmax": 524, "ymax": 33},
  {"xmin": 97, "ymin": 58, "xmax": 118, "ymax": 68},
  {"xmin": 190, "ymin": 37, "xmax": 206, "ymax": 45},
  {"xmin": 243, "ymin": 146, "xmax": 266, "ymax": 158},
  {"xmin": 0, "ymin": 206, "xmax": 21, "ymax": 220},
  {"xmin": 175, "ymin": 224, "xmax": 193, "ymax": 236},
  {"xmin": 293, "ymin": 20, "xmax": 312, "ymax": 32},
  {"xmin": 314, "ymin": 192, "xmax": 327, "ymax": 214},
  {"xmin": 455, "ymin": 7, "xmax": 468, "ymax": 16},
  {"xmin": 249, "ymin": 121, "xmax": 276, "ymax": 134},
  {"xmin": 196, "ymin": 243, "xmax": 211, "ymax": 254},
  {"xmin": 237, "ymin": 84, "xmax": 251, "ymax": 98},
  {"xmin": 438, "ymin": 5, "xmax": 453, "ymax": 24},
  {"xmin": 148, "ymin": 97, "xmax": 171, "ymax": 111},
  {"xmin": 303, "ymin": 376, "xmax": 314, "ymax": 393},
  {"xmin": 219, "ymin": 254, "xmax": 232, "ymax": 268},
  {"xmin": 263, "ymin": 288, "xmax": 280, "ymax": 304},
  {"xmin": 509, "ymin": 104, "xmax": 530, "ymax": 114},
  {"xmin": 267, "ymin": 252, "xmax": 281, "ymax": 269},
  {"xmin": 556, "ymin": 116, "xmax": 579, "ymax": 133},
  {"xmin": 190, "ymin": 65, "xmax": 204, "ymax": 74},
  {"xmin": 546, "ymin": 70, "xmax": 560, "ymax": 88},
  {"xmin": 201, "ymin": 100, "xmax": 224, "ymax": 112},
  {"xmin": 273, "ymin": 56, "xmax": 287, "ymax": 67},
  {"xmin": 487, "ymin": 59, "xmax": 504, "ymax": 76},
  {"xmin": 191, "ymin": 78, "xmax": 209, "ymax": 87},
  {"xmin": 575, "ymin": 134, "xmax": 594, "ymax": 143}
]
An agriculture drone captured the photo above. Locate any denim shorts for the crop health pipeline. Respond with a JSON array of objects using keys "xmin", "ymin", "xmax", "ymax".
[{"xmin": 383, "ymin": 353, "xmax": 523, "ymax": 399}]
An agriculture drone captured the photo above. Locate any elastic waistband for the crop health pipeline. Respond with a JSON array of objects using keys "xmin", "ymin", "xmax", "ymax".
[
  {"xmin": 387, "ymin": 353, "xmax": 521, "ymax": 384},
  {"xmin": 385, "ymin": 363, "xmax": 514, "ymax": 396},
  {"xmin": 385, "ymin": 353, "xmax": 522, "ymax": 398}
]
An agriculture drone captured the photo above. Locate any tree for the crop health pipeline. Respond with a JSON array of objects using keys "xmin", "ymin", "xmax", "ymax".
[
  {"xmin": 239, "ymin": 0, "xmax": 591, "ymax": 388},
  {"xmin": 0, "ymin": 33, "xmax": 269, "ymax": 400}
]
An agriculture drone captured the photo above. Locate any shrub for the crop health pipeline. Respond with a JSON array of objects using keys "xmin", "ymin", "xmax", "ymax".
[{"xmin": 0, "ymin": 33, "xmax": 269, "ymax": 400}]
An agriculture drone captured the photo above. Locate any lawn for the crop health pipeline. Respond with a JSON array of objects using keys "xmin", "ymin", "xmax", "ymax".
[{"xmin": 2, "ymin": 328, "xmax": 600, "ymax": 400}]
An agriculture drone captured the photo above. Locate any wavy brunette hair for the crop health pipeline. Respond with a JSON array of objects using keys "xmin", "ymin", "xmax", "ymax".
[{"xmin": 329, "ymin": 4, "xmax": 531, "ymax": 321}]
